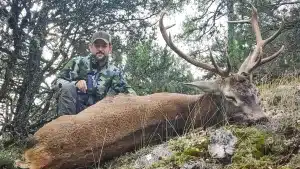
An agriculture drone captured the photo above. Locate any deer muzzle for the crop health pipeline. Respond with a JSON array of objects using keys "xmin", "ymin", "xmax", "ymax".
[{"xmin": 241, "ymin": 104, "xmax": 269, "ymax": 125}]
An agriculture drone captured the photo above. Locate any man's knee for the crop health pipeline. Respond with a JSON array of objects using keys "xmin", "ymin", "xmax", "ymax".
[
  {"xmin": 55, "ymin": 80, "xmax": 77, "ymax": 105},
  {"xmin": 56, "ymin": 81, "xmax": 78, "ymax": 115},
  {"xmin": 60, "ymin": 82, "xmax": 76, "ymax": 94}
]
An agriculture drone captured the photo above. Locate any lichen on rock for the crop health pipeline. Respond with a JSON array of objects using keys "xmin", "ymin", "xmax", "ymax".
[{"xmin": 208, "ymin": 128, "xmax": 237, "ymax": 160}]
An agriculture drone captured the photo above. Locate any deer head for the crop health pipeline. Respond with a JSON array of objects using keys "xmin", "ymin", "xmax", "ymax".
[{"xmin": 159, "ymin": 5, "xmax": 285, "ymax": 124}]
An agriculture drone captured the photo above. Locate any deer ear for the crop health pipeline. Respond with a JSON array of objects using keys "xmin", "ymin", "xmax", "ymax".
[{"xmin": 184, "ymin": 80, "xmax": 221, "ymax": 94}]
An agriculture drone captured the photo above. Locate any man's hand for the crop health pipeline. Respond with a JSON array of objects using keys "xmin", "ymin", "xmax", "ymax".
[{"xmin": 76, "ymin": 80, "xmax": 87, "ymax": 93}]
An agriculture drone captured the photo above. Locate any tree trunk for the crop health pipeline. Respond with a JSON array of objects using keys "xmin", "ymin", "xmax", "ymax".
[
  {"xmin": 12, "ymin": 5, "xmax": 49, "ymax": 141},
  {"xmin": 0, "ymin": 0, "xmax": 22, "ymax": 102}
]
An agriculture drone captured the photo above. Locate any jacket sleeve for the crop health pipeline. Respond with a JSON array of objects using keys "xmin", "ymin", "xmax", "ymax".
[
  {"xmin": 57, "ymin": 58, "xmax": 78, "ymax": 82},
  {"xmin": 108, "ymin": 69, "xmax": 137, "ymax": 95},
  {"xmin": 57, "ymin": 56, "xmax": 89, "ymax": 82}
]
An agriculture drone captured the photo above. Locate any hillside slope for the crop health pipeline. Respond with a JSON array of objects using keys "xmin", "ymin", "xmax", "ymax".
[
  {"xmin": 99, "ymin": 77, "xmax": 300, "ymax": 169},
  {"xmin": 0, "ymin": 77, "xmax": 300, "ymax": 169}
]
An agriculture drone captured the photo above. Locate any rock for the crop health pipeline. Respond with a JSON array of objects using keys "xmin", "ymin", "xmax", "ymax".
[
  {"xmin": 180, "ymin": 159, "xmax": 222, "ymax": 169},
  {"xmin": 208, "ymin": 128, "xmax": 237, "ymax": 162},
  {"xmin": 133, "ymin": 143, "xmax": 173, "ymax": 169}
]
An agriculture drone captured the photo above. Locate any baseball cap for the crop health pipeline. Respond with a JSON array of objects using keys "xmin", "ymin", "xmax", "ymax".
[{"xmin": 91, "ymin": 31, "xmax": 112, "ymax": 44}]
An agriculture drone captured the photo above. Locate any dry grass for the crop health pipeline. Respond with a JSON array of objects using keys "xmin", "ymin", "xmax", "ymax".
[{"xmin": 259, "ymin": 76, "xmax": 300, "ymax": 132}]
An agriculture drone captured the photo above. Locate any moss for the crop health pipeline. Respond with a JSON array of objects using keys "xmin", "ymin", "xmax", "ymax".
[
  {"xmin": 277, "ymin": 167, "xmax": 293, "ymax": 169},
  {"xmin": 99, "ymin": 124, "xmax": 299, "ymax": 169},
  {"xmin": 150, "ymin": 125, "xmax": 299, "ymax": 169},
  {"xmin": 149, "ymin": 131, "xmax": 210, "ymax": 168},
  {"xmin": 99, "ymin": 147, "xmax": 152, "ymax": 169},
  {"xmin": 149, "ymin": 152, "xmax": 195, "ymax": 169},
  {"xmin": 224, "ymin": 125, "xmax": 295, "ymax": 169},
  {"xmin": 0, "ymin": 147, "xmax": 22, "ymax": 169},
  {"xmin": 168, "ymin": 134, "xmax": 209, "ymax": 155}
]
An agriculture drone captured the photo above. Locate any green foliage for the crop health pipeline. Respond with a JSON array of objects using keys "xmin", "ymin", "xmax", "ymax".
[
  {"xmin": 125, "ymin": 40, "xmax": 196, "ymax": 95},
  {"xmin": 228, "ymin": 40, "xmax": 248, "ymax": 72},
  {"xmin": 0, "ymin": 146, "xmax": 23, "ymax": 169}
]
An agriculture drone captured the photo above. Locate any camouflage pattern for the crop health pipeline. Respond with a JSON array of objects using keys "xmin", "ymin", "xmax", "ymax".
[{"xmin": 57, "ymin": 54, "xmax": 136, "ymax": 101}]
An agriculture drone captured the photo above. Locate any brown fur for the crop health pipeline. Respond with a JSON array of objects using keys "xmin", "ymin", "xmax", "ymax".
[{"xmin": 21, "ymin": 92, "xmax": 228, "ymax": 169}]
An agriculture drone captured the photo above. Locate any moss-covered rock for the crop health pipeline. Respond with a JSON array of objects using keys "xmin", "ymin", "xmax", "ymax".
[
  {"xmin": 224, "ymin": 125, "xmax": 299, "ymax": 169},
  {"xmin": 100, "ymin": 123, "xmax": 300, "ymax": 169},
  {"xmin": 149, "ymin": 129, "xmax": 210, "ymax": 168}
]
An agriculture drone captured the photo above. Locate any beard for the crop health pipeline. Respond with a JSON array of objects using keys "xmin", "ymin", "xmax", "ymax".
[
  {"xmin": 95, "ymin": 51, "xmax": 107, "ymax": 60},
  {"xmin": 92, "ymin": 52, "xmax": 109, "ymax": 69}
]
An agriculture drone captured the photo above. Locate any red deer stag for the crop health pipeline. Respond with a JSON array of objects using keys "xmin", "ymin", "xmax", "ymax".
[{"xmin": 16, "ymin": 5, "xmax": 284, "ymax": 169}]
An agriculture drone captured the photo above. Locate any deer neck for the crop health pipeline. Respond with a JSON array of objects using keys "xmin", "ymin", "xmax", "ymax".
[{"xmin": 184, "ymin": 93, "xmax": 228, "ymax": 128}]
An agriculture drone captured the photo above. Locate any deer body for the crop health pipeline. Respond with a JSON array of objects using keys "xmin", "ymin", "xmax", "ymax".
[{"xmin": 23, "ymin": 93, "xmax": 230, "ymax": 169}]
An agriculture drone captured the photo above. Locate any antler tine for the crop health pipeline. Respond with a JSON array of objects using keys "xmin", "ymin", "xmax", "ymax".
[
  {"xmin": 264, "ymin": 16, "xmax": 285, "ymax": 45},
  {"xmin": 224, "ymin": 40, "xmax": 232, "ymax": 74},
  {"xmin": 229, "ymin": 5, "xmax": 285, "ymax": 74},
  {"xmin": 159, "ymin": 12, "xmax": 231, "ymax": 77},
  {"xmin": 250, "ymin": 4, "xmax": 263, "ymax": 45},
  {"xmin": 258, "ymin": 45, "xmax": 285, "ymax": 67},
  {"xmin": 243, "ymin": 5, "xmax": 264, "ymax": 73},
  {"xmin": 209, "ymin": 46, "xmax": 231, "ymax": 76},
  {"xmin": 247, "ymin": 45, "xmax": 285, "ymax": 71}
]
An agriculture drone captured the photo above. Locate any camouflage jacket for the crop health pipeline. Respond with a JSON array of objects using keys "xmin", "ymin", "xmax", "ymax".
[{"xmin": 57, "ymin": 54, "xmax": 136, "ymax": 101}]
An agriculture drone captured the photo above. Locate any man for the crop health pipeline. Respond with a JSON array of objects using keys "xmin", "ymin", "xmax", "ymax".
[{"xmin": 54, "ymin": 31, "xmax": 136, "ymax": 115}]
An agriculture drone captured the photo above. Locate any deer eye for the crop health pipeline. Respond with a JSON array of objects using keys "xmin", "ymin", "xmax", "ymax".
[{"xmin": 225, "ymin": 95, "xmax": 237, "ymax": 103}]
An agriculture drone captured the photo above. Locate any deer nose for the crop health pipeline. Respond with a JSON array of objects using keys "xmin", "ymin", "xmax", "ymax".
[
  {"xmin": 247, "ymin": 115, "xmax": 269, "ymax": 125},
  {"xmin": 255, "ymin": 116, "xmax": 269, "ymax": 124}
]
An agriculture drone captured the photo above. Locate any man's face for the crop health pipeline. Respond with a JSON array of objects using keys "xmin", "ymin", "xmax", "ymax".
[{"xmin": 89, "ymin": 39, "xmax": 112, "ymax": 60}]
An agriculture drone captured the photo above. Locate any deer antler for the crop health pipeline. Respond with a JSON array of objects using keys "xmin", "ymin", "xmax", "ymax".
[
  {"xmin": 228, "ymin": 5, "xmax": 285, "ymax": 74},
  {"xmin": 159, "ymin": 12, "xmax": 231, "ymax": 77}
]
